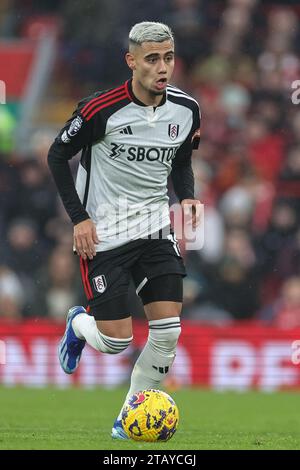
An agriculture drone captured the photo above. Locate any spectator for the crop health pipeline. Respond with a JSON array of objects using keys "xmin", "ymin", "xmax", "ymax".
[
  {"xmin": 18, "ymin": 159, "xmax": 57, "ymax": 237},
  {"xmin": 36, "ymin": 246, "xmax": 83, "ymax": 319},
  {"xmin": 0, "ymin": 218, "xmax": 46, "ymax": 316},
  {"xmin": 206, "ymin": 229, "xmax": 259, "ymax": 319},
  {"xmin": 0, "ymin": 265, "xmax": 24, "ymax": 319},
  {"xmin": 0, "ymin": 152, "xmax": 20, "ymax": 240},
  {"xmin": 259, "ymin": 276, "xmax": 300, "ymax": 329}
]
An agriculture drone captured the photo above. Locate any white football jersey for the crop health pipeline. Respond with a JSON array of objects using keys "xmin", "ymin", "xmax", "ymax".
[{"xmin": 50, "ymin": 79, "xmax": 201, "ymax": 251}]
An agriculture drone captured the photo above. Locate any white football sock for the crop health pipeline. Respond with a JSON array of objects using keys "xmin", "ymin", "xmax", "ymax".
[
  {"xmin": 117, "ymin": 317, "xmax": 181, "ymax": 420},
  {"xmin": 72, "ymin": 313, "xmax": 132, "ymax": 354}
]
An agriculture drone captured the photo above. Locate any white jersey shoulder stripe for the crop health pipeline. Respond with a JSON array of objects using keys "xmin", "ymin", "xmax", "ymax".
[
  {"xmin": 167, "ymin": 85, "xmax": 199, "ymax": 104},
  {"xmin": 167, "ymin": 89, "xmax": 199, "ymax": 107},
  {"xmin": 167, "ymin": 84, "xmax": 189, "ymax": 94},
  {"xmin": 167, "ymin": 85, "xmax": 191, "ymax": 98}
]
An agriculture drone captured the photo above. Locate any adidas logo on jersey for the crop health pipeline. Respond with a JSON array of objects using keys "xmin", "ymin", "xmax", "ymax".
[{"xmin": 120, "ymin": 125, "xmax": 133, "ymax": 135}]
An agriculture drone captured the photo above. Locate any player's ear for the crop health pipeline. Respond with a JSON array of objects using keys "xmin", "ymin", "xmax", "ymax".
[{"xmin": 125, "ymin": 52, "xmax": 136, "ymax": 71}]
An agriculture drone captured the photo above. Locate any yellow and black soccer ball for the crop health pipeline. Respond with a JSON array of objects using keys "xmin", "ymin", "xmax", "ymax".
[{"xmin": 121, "ymin": 389, "xmax": 179, "ymax": 442}]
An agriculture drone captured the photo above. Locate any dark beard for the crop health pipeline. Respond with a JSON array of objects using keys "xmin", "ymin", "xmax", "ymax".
[
  {"xmin": 139, "ymin": 80, "xmax": 165, "ymax": 97},
  {"xmin": 150, "ymin": 90, "xmax": 165, "ymax": 96}
]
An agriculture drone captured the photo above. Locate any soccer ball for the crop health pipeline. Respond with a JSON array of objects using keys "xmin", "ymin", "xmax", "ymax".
[{"xmin": 121, "ymin": 389, "xmax": 179, "ymax": 442}]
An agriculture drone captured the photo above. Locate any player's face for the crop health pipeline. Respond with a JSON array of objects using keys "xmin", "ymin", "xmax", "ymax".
[{"xmin": 128, "ymin": 40, "xmax": 175, "ymax": 96}]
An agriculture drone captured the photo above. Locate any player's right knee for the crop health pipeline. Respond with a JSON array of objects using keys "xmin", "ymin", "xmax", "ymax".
[{"xmin": 95, "ymin": 329, "xmax": 133, "ymax": 355}]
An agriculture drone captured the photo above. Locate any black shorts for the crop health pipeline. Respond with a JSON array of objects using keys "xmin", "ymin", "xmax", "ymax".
[{"xmin": 79, "ymin": 232, "xmax": 186, "ymax": 321}]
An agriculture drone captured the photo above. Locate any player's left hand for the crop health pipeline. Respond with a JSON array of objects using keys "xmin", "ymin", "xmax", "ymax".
[{"xmin": 181, "ymin": 199, "xmax": 202, "ymax": 228}]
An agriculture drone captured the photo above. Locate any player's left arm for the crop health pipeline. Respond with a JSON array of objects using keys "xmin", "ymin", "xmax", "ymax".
[{"xmin": 170, "ymin": 102, "xmax": 201, "ymax": 228}]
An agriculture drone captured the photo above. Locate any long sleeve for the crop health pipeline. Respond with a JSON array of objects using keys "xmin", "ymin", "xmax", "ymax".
[
  {"xmin": 48, "ymin": 141, "xmax": 90, "ymax": 225},
  {"xmin": 47, "ymin": 96, "xmax": 105, "ymax": 225},
  {"xmin": 171, "ymin": 157, "xmax": 195, "ymax": 202},
  {"xmin": 171, "ymin": 102, "xmax": 201, "ymax": 202}
]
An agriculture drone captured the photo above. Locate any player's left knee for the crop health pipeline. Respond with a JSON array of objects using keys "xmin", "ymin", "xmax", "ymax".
[
  {"xmin": 148, "ymin": 319, "xmax": 181, "ymax": 354},
  {"xmin": 163, "ymin": 324, "xmax": 181, "ymax": 348}
]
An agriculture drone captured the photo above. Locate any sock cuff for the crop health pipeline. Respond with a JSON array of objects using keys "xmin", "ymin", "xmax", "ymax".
[
  {"xmin": 98, "ymin": 332, "xmax": 133, "ymax": 354},
  {"xmin": 100, "ymin": 332, "xmax": 133, "ymax": 343},
  {"xmin": 148, "ymin": 317, "xmax": 181, "ymax": 330}
]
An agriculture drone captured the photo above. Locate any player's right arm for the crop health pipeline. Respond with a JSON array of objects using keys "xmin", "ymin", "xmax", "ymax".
[{"xmin": 47, "ymin": 96, "xmax": 104, "ymax": 260}]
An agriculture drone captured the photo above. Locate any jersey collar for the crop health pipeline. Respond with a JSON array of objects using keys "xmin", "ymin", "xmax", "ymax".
[{"xmin": 125, "ymin": 79, "xmax": 167, "ymax": 107}]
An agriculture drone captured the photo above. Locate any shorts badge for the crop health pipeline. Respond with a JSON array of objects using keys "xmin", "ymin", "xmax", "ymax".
[{"xmin": 92, "ymin": 275, "xmax": 107, "ymax": 294}]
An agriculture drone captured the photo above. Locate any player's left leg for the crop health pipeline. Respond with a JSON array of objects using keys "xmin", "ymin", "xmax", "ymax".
[
  {"xmin": 112, "ymin": 233, "xmax": 186, "ymax": 438},
  {"xmin": 122, "ymin": 295, "xmax": 182, "ymax": 402},
  {"xmin": 113, "ymin": 274, "xmax": 183, "ymax": 438}
]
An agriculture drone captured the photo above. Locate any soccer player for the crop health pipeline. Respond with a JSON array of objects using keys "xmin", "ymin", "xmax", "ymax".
[{"xmin": 48, "ymin": 21, "xmax": 201, "ymax": 439}]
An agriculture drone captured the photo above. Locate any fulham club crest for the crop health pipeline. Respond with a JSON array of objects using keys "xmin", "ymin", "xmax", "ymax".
[
  {"xmin": 168, "ymin": 124, "xmax": 179, "ymax": 140},
  {"xmin": 92, "ymin": 275, "xmax": 107, "ymax": 294}
]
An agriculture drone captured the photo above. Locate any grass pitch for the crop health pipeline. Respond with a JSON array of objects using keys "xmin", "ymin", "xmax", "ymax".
[{"xmin": 0, "ymin": 387, "xmax": 300, "ymax": 450}]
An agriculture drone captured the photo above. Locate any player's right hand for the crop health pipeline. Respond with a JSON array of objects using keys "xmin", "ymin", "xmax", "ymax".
[{"xmin": 74, "ymin": 219, "xmax": 99, "ymax": 260}]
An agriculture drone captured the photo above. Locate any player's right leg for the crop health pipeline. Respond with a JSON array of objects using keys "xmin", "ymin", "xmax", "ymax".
[
  {"xmin": 58, "ymin": 305, "xmax": 133, "ymax": 437},
  {"xmin": 72, "ymin": 314, "xmax": 133, "ymax": 355},
  {"xmin": 59, "ymin": 251, "xmax": 134, "ymax": 375},
  {"xmin": 58, "ymin": 307, "xmax": 133, "ymax": 374}
]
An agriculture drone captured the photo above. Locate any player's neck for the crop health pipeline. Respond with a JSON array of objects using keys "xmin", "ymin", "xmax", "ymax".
[{"xmin": 131, "ymin": 78, "xmax": 164, "ymax": 107}]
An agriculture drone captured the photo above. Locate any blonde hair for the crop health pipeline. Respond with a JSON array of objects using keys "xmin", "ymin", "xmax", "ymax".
[{"xmin": 129, "ymin": 21, "xmax": 174, "ymax": 47}]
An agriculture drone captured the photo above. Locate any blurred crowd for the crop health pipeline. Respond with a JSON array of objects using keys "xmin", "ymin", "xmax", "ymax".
[{"xmin": 0, "ymin": 0, "xmax": 300, "ymax": 326}]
